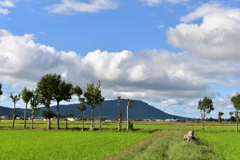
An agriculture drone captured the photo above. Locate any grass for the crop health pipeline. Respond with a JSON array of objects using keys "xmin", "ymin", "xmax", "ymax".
[
  {"xmin": 196, "ymin": 131, "xmax": 240, "ymax": 160},
  {"xmin": 104, "ymin": 124, "xmax": 222, "ymax": 160},
  {"xmin": 1, "ymin": 121, "xmax": 239, "ymax": 160},
  {"xmin": 0, "ymin": 130, "xmax": 154, "ymax": 160}
]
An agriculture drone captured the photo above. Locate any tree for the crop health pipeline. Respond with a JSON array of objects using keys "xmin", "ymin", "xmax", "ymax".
[
  {"xmin": 197, "ymin": 96, "xmax": 214, "ymax": 131},
  {"xmin": 78, "ymin": 98, "xmax": 87, "ymax": 131},
  {"xmin": 84, "ymin": 81, "xmax": 101, "ymax": 131},
  {"xmin": 55, "ymin": 80, "xmax": 73, "ymax": 129},
  {"xmin": 42, "ymin": 109, "xmax": 55, "ymax": 129},
  {"xmin": 99, "ymin": 96, "xmax": 105, "ymax": 130},
  {"xmin": 0, "ymin": 83, "xmax": 3, "ymax": 96},
  {"xmin": 117, "ymin": 96, "xmax": 122, "ymax": 131},
  {"xmin": 72, "ymin": 85, "xmax": 85, "ymax": 131},
  {"xmin": 10, "ymin": 93, "xmax": 21, "ymax": 128},
  {"xmin": 35, "ymin": 73, "xmax": 61, "ymax": 129},
  {"xmin": 22, "ymin": 87, "xmax": 34, "ymax": 129},
  {"xmin": 231, "ymin": 94, "xmax": 240, "ymax": 132},
  {"xmin": 126, "ymin": 99, "xmax": 134, "ymax": 131},
  {"xmin": 229, "ymin": 111, "xmax": 234, "ymax": 123},
  {"xmin": 218, "ymin": 112, "xmax": 224, "ymax": 123},
  {"xmin": 30, "ymin": 92, "xmax": 40, "ymax": 129}
]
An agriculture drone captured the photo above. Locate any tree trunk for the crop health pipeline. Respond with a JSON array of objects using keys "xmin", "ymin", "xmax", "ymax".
[
  {"xmin": 24, "ymin": 103, "xmax": 28, "ymax": 129},
  {"xmin": 90, "ymin": 108, "xmax": 94, "ymax": 131},
  {"xmin": 31, "ymin": 117, "xmax": 33, "ymax": 129},
  {"xmin": 118, "ymin": 101, "xmax": 121, "ymax": 131},
  {"xmin": 81, "ymin": 111, "xmax": 84, "ymax": 131},
  {"xmin": 12, "ymin": 103, "xmax": 16, "ymax": 128},
  {"xmin": 65, "ymin": 118, "xmax": 68, "ymax": 129},
  {"xmin": 57, "ymin": 101, "xmax": 60, "ymax": 129},
  {"xmin": 126, "ymin": 106, "xmax": 129, "ymax": 131},
  {"xmin": 12, "ymin": 113, "xmax": 15, "ymax": 128},
  {"xmin": 118, "ymin": 117, "xmax": 121, "ymax": 131},
  {"xmin": 48, "ymin": 118, "xmax": 51, "ymax": 129},
  {"xmin": 236, "ymin": 110, "xmax": 238, "ymax": 133},
  {"xmin": 99, "ymin": 102, "xmax": 102, "ymax": 131},
  {"xmin": 202, "ymin": 118, "xmax": 204, "ymax": 131}
]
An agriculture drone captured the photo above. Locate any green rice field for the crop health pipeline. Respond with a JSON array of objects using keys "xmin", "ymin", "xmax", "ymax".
[
  {"xmin": 1, "ymin": 121, "xmax": 240, "ymax": 160},
  {"xmin": 0, "ymin": 130, "xmax": 155, "ymax": 160}
]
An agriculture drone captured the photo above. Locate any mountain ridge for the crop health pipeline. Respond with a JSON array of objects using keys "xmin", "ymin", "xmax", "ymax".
[{"xmin": 0, "ymin": 99, "xmax": 189, "ymax": 119}]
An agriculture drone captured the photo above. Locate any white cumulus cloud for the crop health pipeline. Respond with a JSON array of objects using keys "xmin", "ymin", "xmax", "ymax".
[{"xmin": 167, "ymin": 3, "xmax": 240, "ymax": 60}]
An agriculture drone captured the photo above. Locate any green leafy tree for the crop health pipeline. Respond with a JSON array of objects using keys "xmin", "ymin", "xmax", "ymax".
[
  {"xmin": 30, "ymin": 92, "xmax": 40, "ymax": 129},
  {"xmin": 72, "ymin": 86, "xmax": 86, "ymax": 131},
  {"xmin": 197, "ymin": 96, "xmax": 214, "ymax": 131},
  {"xmin": 117, "ymin": 96, "xmax": 122, "ymax": 131},
  {"xmin": 35, "ymin": 73, "xmax": 61, "ymax": 129},
  {"xmin": 22, "ymin": 87, "xmax": 34, "ymax": 129},
  {"xmin": 231, "ymin": 94, "xmax": 240, "ymax": 132},
  {"xmin": 229, "ymin": 111, "xmax": 234, "ymax": 123},
  {"xmin": 10, "ymin": 93, "xmax": 21, "ymax": 128},
  {"xmin": 126, "ymin": 99, "xmax": 134, "ymax": 131},
  {"xmin": 99, "ymin": 96, "xmax": 105, "ymax": 131},
  {"xmin": 218, "ymin": 112, "xmax": 224, "ymax": 123},
  {"xmin": 84, "ymin": 81, "xmax": 101, "ymax": 131},
  {"xmin": 42, "ymin": 109, "xmax": 55, "ymax": 129},
  {"xmin": 78, "ymin": 98, "xmax": 87, "ymax": 131},
  {"xmin": 55, "ymin": 80, "xmax": 73, "ymax": 129}
]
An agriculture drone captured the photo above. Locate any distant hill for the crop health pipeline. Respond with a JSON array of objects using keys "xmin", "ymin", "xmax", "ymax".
[{"xmin": 0, "ymin": 99, "xmax": 189, "ymax": 119}]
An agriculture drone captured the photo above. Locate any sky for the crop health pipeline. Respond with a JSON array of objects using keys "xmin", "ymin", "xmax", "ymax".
[{"xmin": 0, "ymin": 0, "xmax": 240, "ymax": 119}]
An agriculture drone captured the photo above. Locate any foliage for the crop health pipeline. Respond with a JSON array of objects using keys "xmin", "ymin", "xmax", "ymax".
[
  {"xmin": 71, "ymin": 85, "xmax": 82, "ymax": 98},
  {"xmin": 22, "ymin": 87, "xmax": 34, "ymax": 128},
  {"xmin": 35, "ymin": 73, "xmax": 61, "ymax": 109},
  {"xmin": 84, "ymin": 81, "xmax": 101, "ymax": 130},
  {"xmin": 218, "ymin": 112, "xmax": 224, "ymax": 123},
  {"xmin": 229, "ymin": 111, "xmax": 234, "ymax": 123},
  {"xmin": 84, "ymin": 82, "xmax": 101, "ymax": 109},
  {"xmin": 42, "ymin": 109, "xmax": 55, "ymax": 119},
  {"xmin": 231, "ymin": 94, "xmax": 240, "ymax": 132},
  {"xmin": 197, "ymin": 96, "xmax": 214, "ymax": 131},
  {"xmin": 0, "ymin": 83, "xmax": 3, "ymax": 96}
]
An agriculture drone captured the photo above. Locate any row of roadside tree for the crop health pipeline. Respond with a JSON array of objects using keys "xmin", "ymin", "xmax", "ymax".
[{"xmin": 0, "ymin": 73, "xmax": 134, "ymax": 131}]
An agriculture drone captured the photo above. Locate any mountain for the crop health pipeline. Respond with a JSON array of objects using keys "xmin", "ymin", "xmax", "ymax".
[{"xmin": 0, "ymin": 99, "xmax": 189, "ymax": 119}]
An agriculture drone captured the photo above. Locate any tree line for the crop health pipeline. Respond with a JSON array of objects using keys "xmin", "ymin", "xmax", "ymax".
[
  {"xmin": 0, "ymin": 73, "xmax": 134, "ymax": 131},
  {"xmin": 197, "ymin": 95, "xmax": 240, "ymax": 132}
]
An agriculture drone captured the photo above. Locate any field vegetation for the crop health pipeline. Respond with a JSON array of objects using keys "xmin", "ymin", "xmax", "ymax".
[{"xmin": 2, "ymin": 119, "xmax": 240, "ymax": 159}]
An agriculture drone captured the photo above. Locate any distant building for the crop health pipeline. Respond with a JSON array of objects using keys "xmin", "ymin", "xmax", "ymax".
[
  {"xmin": 1, "ymin": 115, "xmax": 8, "ymax": 120},
  {"xmin": 66, "ymin": 117, "xmax": 77, "ymax": 121},
  {"xmin": 155, "ymin": 119, "xmax": 164, "ymax": 122}
]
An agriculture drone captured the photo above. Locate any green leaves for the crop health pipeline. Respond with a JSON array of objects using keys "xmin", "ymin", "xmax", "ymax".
[
  {"xmin": 231, "ymin": 94, "xmax": 240, "ymax": 110},
  {"xmin": 36, "ymin": 73, "xmax": 62, "ymax": 108},
  {"xmin": 84, "ymin": 81, "xmax": 101, "ymax": 108},
  {"xmin": 22, "ymin": 87, "xmax": 33, "ymax": 104}
]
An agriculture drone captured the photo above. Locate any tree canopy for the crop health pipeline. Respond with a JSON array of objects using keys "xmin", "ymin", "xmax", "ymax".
[{"xmin": 198, "ymin": 96, "xmax": 214, "ymax": 131}]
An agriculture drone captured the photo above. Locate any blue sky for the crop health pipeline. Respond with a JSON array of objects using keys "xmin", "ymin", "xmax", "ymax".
[{"xmin": 0, "ymin": 0, "xmax": 240, "ymax": 119}]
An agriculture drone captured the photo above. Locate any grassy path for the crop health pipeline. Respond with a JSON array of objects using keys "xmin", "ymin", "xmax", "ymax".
[{"xmin": 103, "ymin": 124, "xmax": 224, "ymax": 160}]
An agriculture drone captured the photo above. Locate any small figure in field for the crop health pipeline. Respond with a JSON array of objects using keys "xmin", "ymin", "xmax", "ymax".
[{"xmin": 183, "ymin": 130, "xmax": 195, "ymax": 141}]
